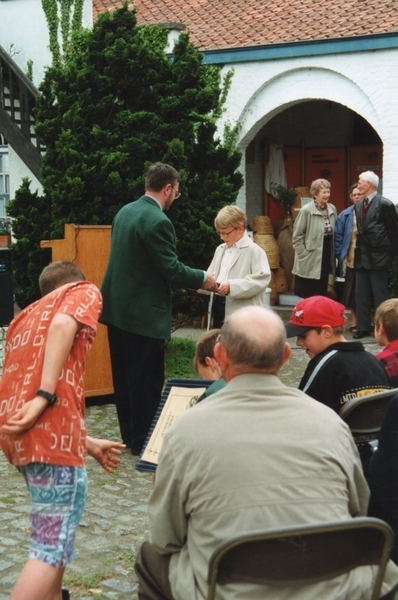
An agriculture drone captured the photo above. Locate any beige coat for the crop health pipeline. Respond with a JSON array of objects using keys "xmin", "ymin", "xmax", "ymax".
[
  {"xmin": 207, "ymin": 235, "xmax": 271, "ymax": 316},
  {"xmin": 292, "ymin": 201, "xmax": 337, "ymax": 280},
  {"xmin": 148, "ymin": 373, "xmax": 398, "ymax": 599}
]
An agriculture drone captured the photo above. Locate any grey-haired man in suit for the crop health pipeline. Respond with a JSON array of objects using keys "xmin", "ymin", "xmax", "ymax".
[{"xmin": 354, "ymin": 171, "xmax": 398, "ymax": 339}]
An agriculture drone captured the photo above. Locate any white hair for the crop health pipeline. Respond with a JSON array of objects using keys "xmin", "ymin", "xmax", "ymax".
[{"xmin": 359, "ymin": 171, "xmax": 379, "ymax": 190}]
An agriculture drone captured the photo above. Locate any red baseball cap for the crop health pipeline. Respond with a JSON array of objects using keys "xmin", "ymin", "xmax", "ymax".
[{"xmin": 285, "ymin": 296, "xmax": 346, "ymax": 337}]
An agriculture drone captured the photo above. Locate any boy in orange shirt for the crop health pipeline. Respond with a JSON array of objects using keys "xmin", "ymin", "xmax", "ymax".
[{"xmin": 0, "ymin": 261, "xmax": 124, "ymax": 600}]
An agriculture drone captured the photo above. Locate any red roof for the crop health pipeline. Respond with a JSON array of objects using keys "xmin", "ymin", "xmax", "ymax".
[{"xmin": 92, "ymin": 0, "xmax": 398, "ymax": 51}]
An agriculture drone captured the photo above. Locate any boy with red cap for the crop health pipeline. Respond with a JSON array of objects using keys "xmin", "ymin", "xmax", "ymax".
[{"xmin": 285, "ymin": 295, "xmax": 391, "ymax": 414}]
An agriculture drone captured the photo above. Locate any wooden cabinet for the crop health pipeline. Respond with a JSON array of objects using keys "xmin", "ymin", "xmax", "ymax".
[{"xmin": 40, "ymin": 224, "xmax": 113, "ymax": 398}]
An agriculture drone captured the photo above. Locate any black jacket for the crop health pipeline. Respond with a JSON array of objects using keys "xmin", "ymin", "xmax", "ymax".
[
  {"xmin": 354, "ymin": 193, "xmax": 398, "ymax": 270},
  {"xmin": 368, "ymin": 394, "xmax": 398, "ymax": 564},
  {"xmin": 299, "ymin": 341, "xmax": 391, "ymax": 413}
]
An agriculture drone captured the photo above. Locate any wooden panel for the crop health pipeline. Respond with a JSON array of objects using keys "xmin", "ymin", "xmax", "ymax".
[
  {"xmin": 41, "ymin": 225, "xmax": 113, "ymax": 397},
  {"xmin": 283, "ymin": 146, "xmax": 302, "ymax": 187},
  {"xmin": 305, "ymin": 147, "xmax": 346, "ymax": 214}
]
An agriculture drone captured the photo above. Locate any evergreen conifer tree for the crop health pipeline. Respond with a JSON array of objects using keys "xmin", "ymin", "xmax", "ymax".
[{"xmin": 10, "ymin": 5, "xmax": 242, "ymax": 313}]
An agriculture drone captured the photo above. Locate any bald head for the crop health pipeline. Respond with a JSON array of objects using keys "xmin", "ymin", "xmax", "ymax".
[{"xmin": 218, "ymin": 306, "xmax": 288, "ymax": 373}]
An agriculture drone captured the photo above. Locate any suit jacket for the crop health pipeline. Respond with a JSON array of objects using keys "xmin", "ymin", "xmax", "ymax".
[
  {"xmin": 148, "ymin": 373, "xmax": 398, "ymax": 599},
  {"xmin": 354, "ymin": 193, "xmax": 398, "ymax": 270},
  {"xmin": 207, "ymin": 235, "xmax": 270, "ymax": 317},
  {"xmin": 100, "ymin": 195, "xmax": 204, "ymax": 339}
]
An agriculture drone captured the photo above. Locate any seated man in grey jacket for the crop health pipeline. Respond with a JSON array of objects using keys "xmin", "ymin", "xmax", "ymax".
[{"xmin": 135, "ymin": 305, "xmax": 398, "ymax": 600}]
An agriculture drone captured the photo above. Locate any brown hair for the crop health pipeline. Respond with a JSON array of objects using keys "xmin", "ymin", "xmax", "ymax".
[
  {"xmin": 39, "ymin": 261, "xmax": 86, "ymax": 297},
  {"xmin": 375, "ymin": 299, "xmax": 398, "ymax": 342},
  {"xmin": 194, "ymin": 329, "xmax": 221, "ymax": 371},
  {"xmin": 145, "ymin": 163, "xmax": 180, "ymax": 192}
]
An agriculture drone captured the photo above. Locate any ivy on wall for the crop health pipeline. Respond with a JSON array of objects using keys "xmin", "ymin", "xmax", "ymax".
[{"xmin": 41, "ymin": 0, "xmax": 84, "ymax": 64}]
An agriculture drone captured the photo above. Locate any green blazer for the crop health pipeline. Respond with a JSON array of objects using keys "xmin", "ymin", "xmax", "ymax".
[{"xmin": 100, "ymin": 196, "xmax": 204, "ymax": 339}]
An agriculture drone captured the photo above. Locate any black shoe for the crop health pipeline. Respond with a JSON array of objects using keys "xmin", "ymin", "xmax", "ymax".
[
  {"xmin": 62, "ymin": 589, "xmax": 70, "ymax": 600},
  {"xmin": 130, "ymin": 446, "xmax": 142, "ymax": 456},
  {"xmin": 353, "ymin": 330, "xmax": 371, "ymax": 339}
]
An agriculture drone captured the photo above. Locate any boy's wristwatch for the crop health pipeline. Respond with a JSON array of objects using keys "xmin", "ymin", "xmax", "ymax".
[{"xmin": 36, "ymin": 389, "xmax": 57, "ymax": 406}]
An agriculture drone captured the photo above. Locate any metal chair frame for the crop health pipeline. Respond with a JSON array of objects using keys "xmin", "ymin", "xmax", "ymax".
[
  {"xmin": 339, "ymin": 388, "xmax": 398, "ymax": 444},
  {"xmin": 206, "ymin": 517, "xmax": 394, "ymax": 600}
]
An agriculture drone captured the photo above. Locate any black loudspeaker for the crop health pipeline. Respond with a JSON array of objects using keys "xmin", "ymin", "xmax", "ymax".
[{"xmin": 0, "ymin": 248, "xmax": 14, "ymax": 327}]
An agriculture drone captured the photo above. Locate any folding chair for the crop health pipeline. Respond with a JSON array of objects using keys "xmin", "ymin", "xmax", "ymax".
[
  {"xmin": 339, "ymin": 388, "xmax": 398, "ymax": 445},
  {"xmin": 206, "ymin": 517, "xmax": 393, "ymax": 600}
]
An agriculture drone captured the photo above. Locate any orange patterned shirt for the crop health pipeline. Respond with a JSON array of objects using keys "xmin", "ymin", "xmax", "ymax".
[{"xmin": 0, "ymin": 281, "xmax": 102, "ymax": 467}]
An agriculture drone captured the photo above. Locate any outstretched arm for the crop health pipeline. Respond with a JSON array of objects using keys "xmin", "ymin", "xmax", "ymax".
[
  {"xmin": 0, "ymin": 313, "xmax": 81, "ymax": 435},
  {"xmin": 86, "ymin": 436, "xmax": 125, "ymax": 475}
]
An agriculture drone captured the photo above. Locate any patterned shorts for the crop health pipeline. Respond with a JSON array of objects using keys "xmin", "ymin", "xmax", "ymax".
[{"xmin": 19, "ymin": 463, "xmax": 88, "ymax": 567}]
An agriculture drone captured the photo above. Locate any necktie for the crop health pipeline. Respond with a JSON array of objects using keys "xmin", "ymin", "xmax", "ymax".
[{"xmin": 363, "ymin": 197, "xmax": 369, "ymax": 207}]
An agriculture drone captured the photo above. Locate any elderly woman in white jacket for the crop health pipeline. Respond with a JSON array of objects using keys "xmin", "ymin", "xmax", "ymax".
[
  {"xmin": 292, "ymin": 179, "xmax": 337, "ymax": 299},
  {"xmin": 207, "ymin": 205, "xmax": 271, "ymax": 327}
]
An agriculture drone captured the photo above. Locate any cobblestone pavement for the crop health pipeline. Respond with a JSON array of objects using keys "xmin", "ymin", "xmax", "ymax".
[{"xmin": 0, "ymin": 319, "xmax": 382, "ymax": 599}]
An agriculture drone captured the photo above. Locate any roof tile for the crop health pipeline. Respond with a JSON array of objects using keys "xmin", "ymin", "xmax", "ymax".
[{"xmin": 92, "ymin": 0, "xmax": 398, "ymax": 51}]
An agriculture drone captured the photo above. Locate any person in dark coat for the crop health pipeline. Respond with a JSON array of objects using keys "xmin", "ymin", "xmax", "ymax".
[
  {"xmin": 354, "ymin": 171, "xmax": 398, "ymax": 339},
  {"xmin": 367, "ymin": 395, "xmax": 398, "ymax": 564},
  {"xmin": 285, "ymin": 295, "xmax": 391, "ymax": 414},
  {"xmin": 100, "ymin": 163, "xmax": 216, "ymax": 454}
]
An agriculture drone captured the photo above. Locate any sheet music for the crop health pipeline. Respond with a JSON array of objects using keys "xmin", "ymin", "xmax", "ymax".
[{"xmin": 141, "ymin": 385, "xmax": 206, "ymax": 465}]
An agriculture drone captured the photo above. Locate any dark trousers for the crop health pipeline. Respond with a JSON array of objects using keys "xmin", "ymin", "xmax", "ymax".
[
  {"xmin": 107, "ymin": 325, "xmax": 164, "ymax": 451},
  {"xmin": 355, "ymin": 268, "xmax": 389, "ymax": 331},
  {"xmin": 294, "ymin": 236, "xmax": 331, "ymax": 299},
  {"xmin": 135, "ymin": 542, "xmax": 174, "ymax": 600},
  {"xmin": 212, "ymin": 295, "xmax": 226, "ymax": 328}
]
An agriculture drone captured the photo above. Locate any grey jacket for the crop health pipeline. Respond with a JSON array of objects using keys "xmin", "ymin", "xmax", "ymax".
[
  {"xmin": 292, "ymin": 200, "xmax": 337, "ymax": 279},
  {"xmin": 148, "ymin": 373, "xmax": 398, "ymax": 600}
]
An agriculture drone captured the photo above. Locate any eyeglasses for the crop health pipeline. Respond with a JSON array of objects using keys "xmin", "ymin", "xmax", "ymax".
[
  {"xmin": 217, "ymin": 228, "xmax": 236, "ymax": 238},
  {"xmin": 173, "ymin": 188, "xmax": 181, "ymax": 200}
]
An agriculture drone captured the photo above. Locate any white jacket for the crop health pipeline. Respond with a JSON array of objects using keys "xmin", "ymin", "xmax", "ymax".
[{"xmin": 207, "ymin": 235, "xmax": 271, "ymax": 316}]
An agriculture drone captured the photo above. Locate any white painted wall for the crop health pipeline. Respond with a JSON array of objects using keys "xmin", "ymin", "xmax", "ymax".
[
  {"xmin": 0, "ymin": 0, "xmax": 92, "ymax": 86},
  {"xmin": 0, "ymin": 0, "xmax": 92, "ymax": 197},
  {"xmin": 8, "ymin": 146, "xmax": 42, "ymax": 198},
  {"xmin": 219, "ymin": 48, "xmax": 398, "ymax": 208}
]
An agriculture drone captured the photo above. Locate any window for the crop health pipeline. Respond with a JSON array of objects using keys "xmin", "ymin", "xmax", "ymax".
[{"xmin": 0, "ymin": 147, "xmax": 10, "ymax": 218}]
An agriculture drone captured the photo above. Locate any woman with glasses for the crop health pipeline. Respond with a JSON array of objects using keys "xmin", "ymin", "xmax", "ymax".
[{"xmin": 207, "ymin": 205, "xmax": 271, "ymax": 327}]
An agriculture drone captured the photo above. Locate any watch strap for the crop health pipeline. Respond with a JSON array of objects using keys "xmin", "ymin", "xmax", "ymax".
[{"xmin": 36, "ymin": 389, "xmax": 57, "ymax": 406}]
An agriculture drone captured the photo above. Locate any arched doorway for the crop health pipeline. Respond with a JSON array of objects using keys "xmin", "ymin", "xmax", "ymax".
[
  {"xmin": 255, "ymin": 100, "xmax": 382, "ymax": 222},
  {"xmin": 231, "ymin": 66, "xmax": 384, "ymax": 224}
]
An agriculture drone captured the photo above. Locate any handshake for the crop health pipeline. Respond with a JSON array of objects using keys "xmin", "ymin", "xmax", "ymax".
[{"xmin": 200, "ymin": 273, "xmax": 230, "ymax": 296}]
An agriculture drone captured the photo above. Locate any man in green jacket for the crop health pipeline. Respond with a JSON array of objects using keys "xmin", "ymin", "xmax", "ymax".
[{"xmin": 100, "ymin": 163, "xmax": 216, "ymax": 454}]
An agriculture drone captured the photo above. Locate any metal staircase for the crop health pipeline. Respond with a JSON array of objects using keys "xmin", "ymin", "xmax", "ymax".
[{"xmin": 0, "ymin": 45, "xmax": 43, "ymax": 182}]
